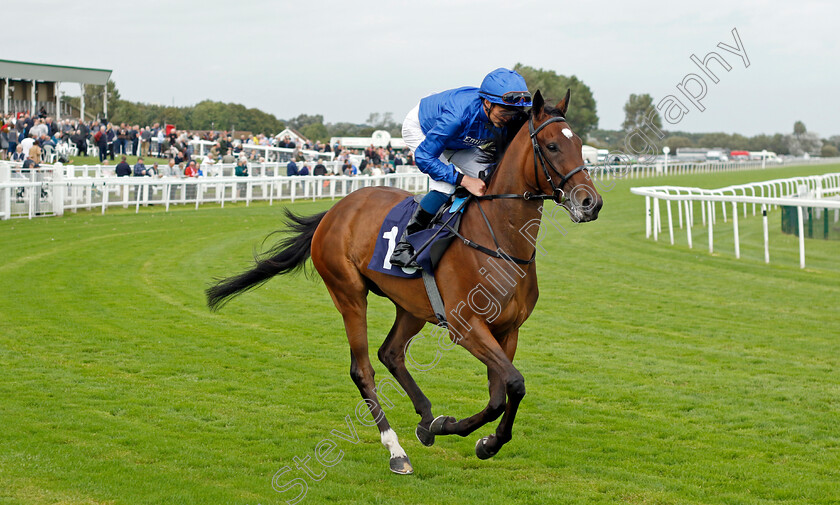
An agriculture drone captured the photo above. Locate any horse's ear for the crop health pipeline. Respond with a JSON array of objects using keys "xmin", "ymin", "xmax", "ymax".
[
  {"xmin": 532, "ymin": 90, "xmax": 545, "ymax": 116},
  {"xmin": 556, "ymin": 89, "xmax": 571, "ymax": 117}
]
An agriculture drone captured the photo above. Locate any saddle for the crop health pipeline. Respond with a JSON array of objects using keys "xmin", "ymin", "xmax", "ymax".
[
  {"xmin": 368, "ymin": 193, "xmax": 468, "ymax": 280},
  {"xmin": 367, "ymin": 193, "xmax": 469, "ymax": 326}
]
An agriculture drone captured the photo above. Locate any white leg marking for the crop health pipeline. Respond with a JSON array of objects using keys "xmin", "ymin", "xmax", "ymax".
[{"xmin": 381, "ymin": 428, "xmax": 407, "ymax": 459}]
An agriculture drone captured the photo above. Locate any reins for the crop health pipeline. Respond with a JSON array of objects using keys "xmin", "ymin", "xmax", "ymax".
[{"xmin": 440, "ymin": 113, "xmax": 589, "ymax": 265}]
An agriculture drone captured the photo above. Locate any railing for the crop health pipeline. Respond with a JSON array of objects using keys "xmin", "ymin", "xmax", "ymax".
[
  {"xmin": 60, "ymin": 161, "xmax": 351, "ymax": 179},
  {"xmin": 588, "ymin": 156, "xmax": 840, "ymax": 181},
  {"xmin": 88, "ymin": 139, "xmax": 336, "ymax": 162},
  {"xmin": 630, "ymin": 173, "xmax": 840, "ymax": 268},
  {"xmin": 187, "ymin": 140, "xmax": 335, "ymax": 162},
  {"xmin": 0, "ymin": 162, "xmax": 427, "ymax": 220}
]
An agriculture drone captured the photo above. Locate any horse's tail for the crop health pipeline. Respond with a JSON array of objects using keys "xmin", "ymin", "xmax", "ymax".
[{"xmin": 206, "ymin": 208, "xmax": 328, "ymax": 311}]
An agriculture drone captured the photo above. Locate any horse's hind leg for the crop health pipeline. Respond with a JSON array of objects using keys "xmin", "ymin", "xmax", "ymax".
[
  {"xmin": 377, "ymin": 306, "xmax": 436, "ymax": 446},
  {"xmin": 324, "ymin": 276, "xmax": 413, "ymax": 474}
]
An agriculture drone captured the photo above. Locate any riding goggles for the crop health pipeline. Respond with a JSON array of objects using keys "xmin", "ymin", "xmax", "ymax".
[{"xmin": 486, "ymin": 91, "xmax": 533, "ymax": 106}]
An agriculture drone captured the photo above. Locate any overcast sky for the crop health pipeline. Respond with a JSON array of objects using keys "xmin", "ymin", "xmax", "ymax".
[{"xmin": 9, "ymin": 0, "xmax": 839, "ymax": 137}]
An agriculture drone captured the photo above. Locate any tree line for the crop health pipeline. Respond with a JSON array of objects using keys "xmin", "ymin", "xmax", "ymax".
[
  {"xmin": 611, "ymin": 93, "xmax": 838, "ymax": 157},
  {"xmin": 67, "ymin": 72, "xmax": 837, "ymax": 157},
  {"xmin": 66, "ymin": 82, "xmax": 403, "ymax": 141}
]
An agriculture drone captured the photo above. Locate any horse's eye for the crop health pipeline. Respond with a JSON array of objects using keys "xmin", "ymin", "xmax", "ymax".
[{"xmin": 547, "ymin": 143, "xmax": 558, "ymax": 152}]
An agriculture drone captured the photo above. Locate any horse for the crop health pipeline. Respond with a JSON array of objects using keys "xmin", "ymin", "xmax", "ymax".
[{"xmin": 206, "ymin": 90, "xmax": 603, "ymax": 475}]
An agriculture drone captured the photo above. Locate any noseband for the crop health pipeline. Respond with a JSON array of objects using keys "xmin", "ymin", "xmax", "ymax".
[{"xmin": 527, "ymin": 115, "xmax": 588, "ymax": 203}]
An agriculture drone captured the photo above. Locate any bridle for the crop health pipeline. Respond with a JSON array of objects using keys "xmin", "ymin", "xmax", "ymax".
[
  {"xmin": 528, "ymin": 115, "xmax": 588, "ymax": 203},
  {"xmin": 477, "ymin": 113, "xmax": 588, "ymax": 205}
]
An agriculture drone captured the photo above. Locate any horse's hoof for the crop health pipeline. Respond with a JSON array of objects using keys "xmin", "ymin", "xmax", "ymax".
[
  {"xmin": 429, "ymin": 415, "xmax": 456, "ymax": 435},
  {"xmin": 475, "ymin": 435, "xmax": 499, "ymax": 460},
  {"xmin": 416, "ymin": 423, "xmax": 435, "ymax": 447},
  {"xmin": 389, "ymin": 455, "xmax": 413, "ymax": 475}
]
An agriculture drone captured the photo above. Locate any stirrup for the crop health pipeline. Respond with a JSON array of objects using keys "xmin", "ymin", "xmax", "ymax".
[
  {"xmin": 389, "ymin": 205, "xmax": 435, "ymax": 268},
  {"xmin": 390, "ymin": 240, "xmax": 419, "ymax": 268}
]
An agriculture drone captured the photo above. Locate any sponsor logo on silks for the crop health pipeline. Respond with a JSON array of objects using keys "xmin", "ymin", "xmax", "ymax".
[{"xmin": 462, "ymin": 136, "xmax": 485, "ymax": 146}]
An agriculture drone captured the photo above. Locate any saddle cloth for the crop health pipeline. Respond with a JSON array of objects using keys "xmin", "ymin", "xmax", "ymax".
[{"xmin": 367, "ymin": 196, "xmax": 466, "ymax": 279}]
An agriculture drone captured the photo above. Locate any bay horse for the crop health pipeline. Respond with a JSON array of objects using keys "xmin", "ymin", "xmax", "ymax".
[{"xmin": 206, "ymin": 90, "xmax": 602, "ymax": 474}]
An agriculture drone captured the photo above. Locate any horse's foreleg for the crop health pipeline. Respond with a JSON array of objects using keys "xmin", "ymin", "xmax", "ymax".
[
  {"xmin": 475, "ymin": 329, "xmax": 520, "ymax": 459},
  {"xmin": 429, "ymin": 368, "xmax": 506, "ymax": 437},
  {"xmin": 377, "ymin": 307, "xmax": 435, "ymax": 446},
  {"xmin": 429, "ymin": 326, "xmax": 525, "ymax": 460}
]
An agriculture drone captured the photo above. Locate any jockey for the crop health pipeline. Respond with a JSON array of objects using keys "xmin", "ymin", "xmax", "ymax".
[{"xmin": 390, "ymin": 67, "xmax": 532, "ymax": 268}]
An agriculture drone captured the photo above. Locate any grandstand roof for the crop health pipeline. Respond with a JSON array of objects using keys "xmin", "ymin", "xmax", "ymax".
[{"xmin": 0, "ymin": 59, "xmax": 111, "ymax": 85}]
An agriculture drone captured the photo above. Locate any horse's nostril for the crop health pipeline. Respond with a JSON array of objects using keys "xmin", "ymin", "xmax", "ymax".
[{"xmin": 582, "ymin": 197, "xmax": 592, "ymax": 208}]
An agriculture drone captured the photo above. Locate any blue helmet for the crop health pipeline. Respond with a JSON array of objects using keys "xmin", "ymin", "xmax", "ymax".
[{"xmin": 478, "ymin": 68, "xmax": 532, "ymax": 107}]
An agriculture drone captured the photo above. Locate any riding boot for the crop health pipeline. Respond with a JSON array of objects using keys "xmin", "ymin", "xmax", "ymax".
[{"xmin": 389, "ymin": 206, "xmax": 436, "ymax": 268}]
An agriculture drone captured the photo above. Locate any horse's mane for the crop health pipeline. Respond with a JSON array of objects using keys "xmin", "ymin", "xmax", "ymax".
[{"xmin": 477, "ymin": 104, "xmax": 566, "ymax": 169}]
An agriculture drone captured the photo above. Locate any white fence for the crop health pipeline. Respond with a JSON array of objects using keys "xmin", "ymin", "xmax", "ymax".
[
  {"xmin": 630, "ymin": 173, "xmax": 840, "ymax": 268},
  {"xmin": 0, "ymin": 162, "xmax": 427, "ymax": 220},
  {"xmin": 588, "ymin": 156, "xmax": 840, "ymax": 181},
  {"xmin": 82, "ymin": 139, "xmax": 336, "ymax": 163},
  {"xmin": 187, "ymin": 140, "xmax": 335, "ymax": 162}
]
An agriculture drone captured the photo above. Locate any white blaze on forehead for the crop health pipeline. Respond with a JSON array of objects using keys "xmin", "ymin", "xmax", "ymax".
[{"xmin": 562, "ymin": 128, "xmax": 574, "ymax": 139}]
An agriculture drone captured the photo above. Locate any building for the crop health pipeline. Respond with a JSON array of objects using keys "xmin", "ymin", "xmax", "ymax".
[
  {"xmin": 330, "ymin": 130, "xmax": 407, "ymax": 150},
  {"xmin": 0, "ymin": 59, "xmax": 112, "ymax": 120},
  {"xmin": 275, "ymin": 127, "xmax": 310, "ymax": 147}
]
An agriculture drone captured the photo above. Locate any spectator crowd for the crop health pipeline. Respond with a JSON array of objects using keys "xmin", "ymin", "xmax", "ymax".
[{"xmin": 0, "ymin": 112, "xmax": 414, "ymax": 178}]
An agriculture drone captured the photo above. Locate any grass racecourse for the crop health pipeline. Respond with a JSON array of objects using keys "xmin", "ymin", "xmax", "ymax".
[{"xmin": 1, "ymin": 163, "xmax": 838, "ymax": 505}]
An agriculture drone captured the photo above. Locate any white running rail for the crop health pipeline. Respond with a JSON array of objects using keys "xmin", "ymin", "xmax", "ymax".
[
  {"xmin": 0, "ymin": 162, "xmax": 428, "ymax": 221},
  {"xmin": 630, "ymin": 173, "xmax": 840, "ymax": 268}
]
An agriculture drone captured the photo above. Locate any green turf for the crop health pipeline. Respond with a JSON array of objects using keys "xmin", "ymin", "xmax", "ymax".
[
  {"xmin": 67, "ymin": 154, "xmax": 162, "ymax": 166},
  {"xmin": 1, "ymin": 164, "xmax": 838, "ymax": 505}
]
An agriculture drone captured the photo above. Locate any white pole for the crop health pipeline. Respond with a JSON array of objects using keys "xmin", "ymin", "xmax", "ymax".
[
  {"xmin": 761, "ymin": 203, "xmax": 770, "ymax": 263},
  {"xmin": 55, "ymin": 81, "xmax": 61, "ymax": 121},
  {"xmin": 732, "ymin": 202, "xmax": 740, "ymax": 259},
  {"xmin": 80, "ymin": 83, "xmax": 85, "ymax": 121},
  {"xmin": 666, "ymin": 199, "xmax": 674, "ymax": 245},
  {"xmin": 655, "ymin": 198, "xmax": 662, "ymax": 233},
  {"xmin": 653, "ymin": 198, "xmax": 660, "ymax": 241},
  {"xmin": 685, "ymin": 201, "xmax": 693, "ymax": 249},
  {"xmin": 677, "ymin": 194, "xmax": 683, "ymax": 229},
  {"xmin": 103, "ymin": 84, "xmax": 108, "ymax": 119},
  {"xmin": 708, "ymin": 199, "xmax": 714, "ymax": 253},
  {"xmin": 645, "ymin": 196, "xmax": 651, "ymax": 238},
  {"xmin": 0, "ymin": 162, "xmax": 10, "ymax": 220},
  {"xmin": 28, "ymin": 172, "xmax": 36, "ymax": 219},
  {"xmin": 797, "ymin": 205, "xmax": 806, "ymax": 269},
  {"xmin": 3, "ymin": 79, "xmax": 8, "ymax": 116},
  {"xmin": 52, "ymin": 163, "xmax": 65, "ymax": 217},
  {"xmin": 101, "ymin": 182, "xmax": 108, "ymax": 214},
  {"xmin": 31, "ymin": 79, "xmax": 36, "ymax": 115}
]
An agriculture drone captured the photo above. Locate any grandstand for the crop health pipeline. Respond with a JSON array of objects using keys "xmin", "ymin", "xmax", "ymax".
[{"xmin": 0, "ymin": 59, "xmax": 111, "ymax": 120}]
